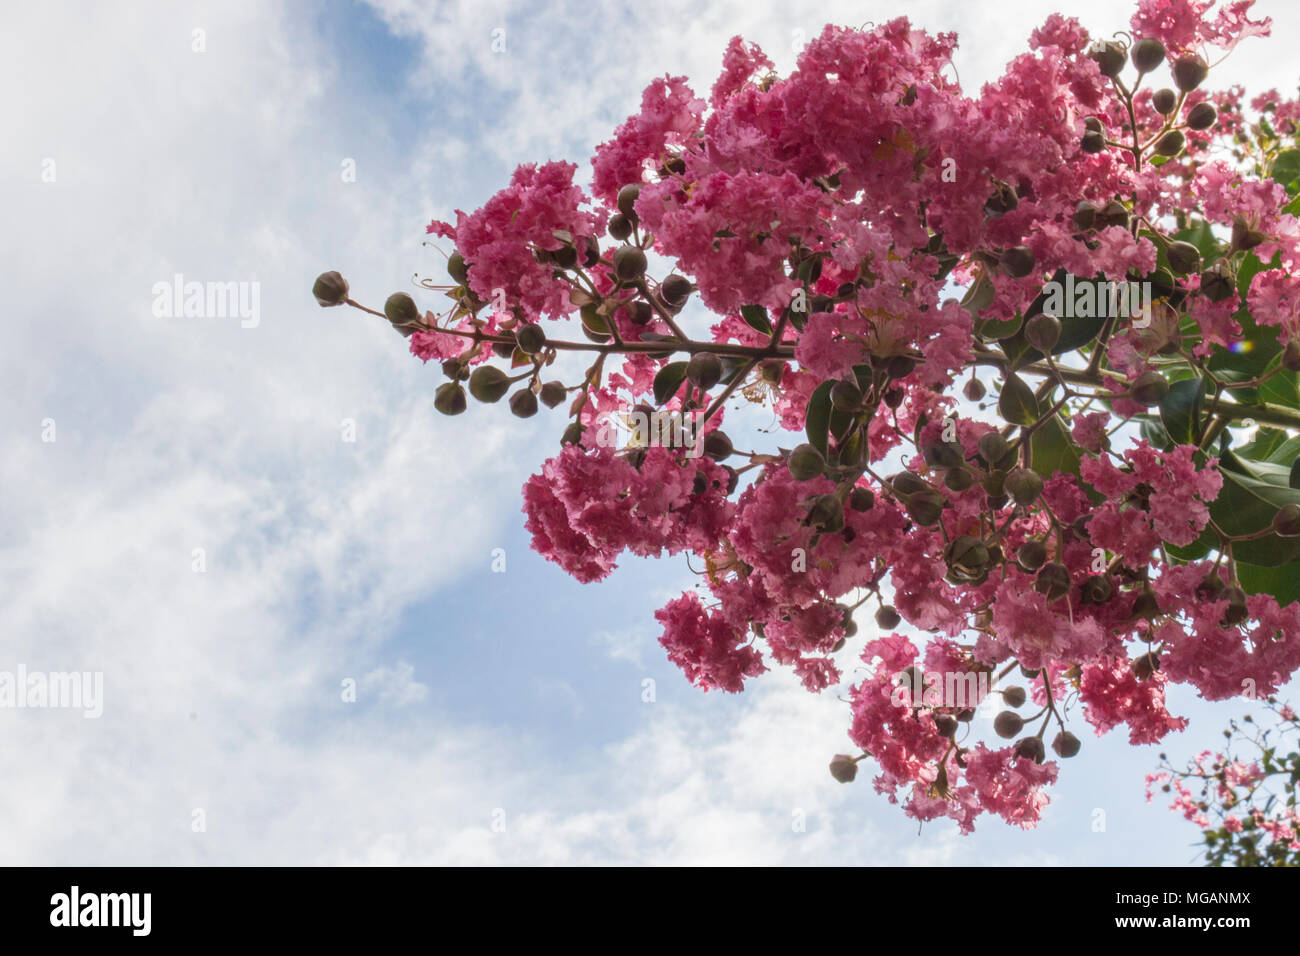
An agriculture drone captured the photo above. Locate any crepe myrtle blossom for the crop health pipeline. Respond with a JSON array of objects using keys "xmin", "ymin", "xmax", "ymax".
[{"xmin": 316, "ymin": 0, "xmax": 1300, "ymax": 836}]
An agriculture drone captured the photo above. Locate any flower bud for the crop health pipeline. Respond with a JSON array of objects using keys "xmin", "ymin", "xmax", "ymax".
[
  {"xmin": 539, "ymin": 381, "xmax": 567, "ymax": 408},
  {"xmin": 312, "ymin": 271, "xmax": 349, "ymax": 307},
  {"xmin": 1284, "ymin": 340, "xmax": 1300, "ymax": 372},
  {"xmin": 934, "ymin": 715, "xmax": 958, "ymax": 737},
  {"xmin": 1231, "ymin": 214, "xmax": 1266, "ymax": 252},
  {"xmin": 875, "ymin": 605, "xmax": 901, "ymax": 629},
  {"xmin": 613, "ymin": 245, "xmax": 647, "ymax": 282},
  {"xmin": 994, "ymin": 711, "xmax": 1024, "ymax": 739},
  {"xmin": 441, "ymin": 358, "xmax": 466, "ymax": 380},
  {"xmin": 686, "ymin": 351, "xmax": 723, "ymax": 390},
  {"xmin": 1172, "ymin": 53, "xmax": 1208, "ymax": 92},
  {"xmin": 1015, "ymin": 736, "xmax": 1046, "ymax": 763},
  {"xmin": 661, "ymin": 274, "xmax": 693, "ymax": 308},
  {"xmin": 1089, "ymin": 40, "xmax": 1126, "ymax": 78},
  {"xmin": 1025, "ymin": 312, "xmax": 1062, "ymax": 352},
  {"xmin": 468, "ymin": 365, "xmax": 511, "ymax": 403},
  {"xmin": 944, "ymin": 467, "xmax": 974, "ymax": 492},
  {"xmin": 1052, "ymin": 731, "xmax": 1082, "ymax": 758},
  {"xmin": 434, "ymin": 382, "xmax": 467, "ymax": 416},
  {"xmin": 1000, "ymin": 245, "xmax": 1036, "ymax": 279},
  {"xmin": 1018, "ymin": 539, "xmax": 1047, "ymax": 572},
  {"xmin": 385, "ymin": 292, "xmax": 420, "ymax": 328},
  {"xmin": 616, "ymin": 184, "xmax": 641, "ymax": 219},
  {"xmin": 1130, "ymin": 370, "xmax": 1169, "ymax": 405},
  {"xmin": 1006, "ymin": 466, "xmax": 1044, "ymax": 507},
  {"xmin": 1185, "ymin": 101, "xmax": 1217, "ymax": 131},
  {"xmin": 447, "ymin": 251, "xmax": 469, "ymax": 285},
  {"xmin": 788, "ymin": 443, "xmax": 825, "ymax": 481},
  {"xmin": 509, "ymin": 388, "xmax": 539, "ymax": 418},
  {"xmin": 978, "ymin": 431, "xmax": 1010, "ymax": 466},
  {"xmin": 607, "ymin": 214, "xmax": 633, "ymax": 242},
  {"xmin": 1274, "ymin": 503, "xmax": 1300, "ymax": 537},
  {"xmin": 837, "ymin": 488, "xmax": 871, "ymax": 518},
  {"xmin": 1097, "ymin": 200, "xmax": 1130, "ymax": 230},
  {"xmin": 703, "ymin": 430, "xmax": 733, "ymax": 461},
  {"xmin": 1035, "ymin": 562, "xmax": 1071, "ymax": 601},
  {"xmin": 906, "ymin": 488, "xmax": 945, "ymax": 526},
  {"xmin": 1082, "ymin": 574, "xmax": 1114, "ymax": 604},
  {"xmin": 805, "ymin": 494, "xmax": 845, "ymax": 532},
  {"xmin": 1152, "ymin": 88, "xmax": 1177, "ymax": 115},
  {"xmin": 1166, "ymin": 240, "xmax": 1201, "ymax": 276},
  {"xmin": 561, "ymin": 422, "xmax": 585, "ymax": 447},
  {"xmin": 1131, "ymin": 37, "xmax": 1165, "ymax": 74},
  {"xmin": 515, "ymin": 323, "xmax": 546, "ymax": 354},
  {"xmin": 1080, "ymin": 130, "xmax": 1106, "ymax": 153},
  {"xmin": 1132, "ymin": 590, "xmax": 1161, "ymax": 619},
  {"xmin": 1132, "ymin": 653, "xmax": 1160, "ymax": 680},
  {"xmin": 1154, "ymin": 130, "xmax": 1185, "ymax": 157},
  {"xmin": 829, "ymin": 754, "xmax": 858, "ymax": 783},
  {"xmin": 1221, "ymin": 586, "xmax": 1249, "ymax": 626},
  {"xmin": 891, "ymin": 471, "xmax": 927, "ymax": 497},
  {"xmin": 963, "ymin": 378, "xmax": 986, "ymax": 401}
]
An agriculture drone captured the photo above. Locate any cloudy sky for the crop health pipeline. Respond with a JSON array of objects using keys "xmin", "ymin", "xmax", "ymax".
[{"xmin": 2, "ymin": 0, "xmax": 1297, "ymax": 865}]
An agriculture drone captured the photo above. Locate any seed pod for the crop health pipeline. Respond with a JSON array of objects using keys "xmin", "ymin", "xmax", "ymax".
[
  {"xmin": 1284, "ymin": 340, "xmax": 1300, "ymax": 372},
  {"xmin": 625, "ymin": 300, "xmax": 653, "ymax": 326},
  {"xmin": 446, "ymin": 251, "xmax": 469, "ymax": 285},
  {"xmin": 946, "ymin": 535, "xmax": 989, "ymax": 576},
  {"xmin": 994, "ymin": 711, "xmax": 1025, "ymax": 739},
  {"xmin": 1084, "ymin": 115, "xmax": 1104, "ymax": 134},
  {"xmin": 434, "ymin": 382, "xmax": 467, "ymax": 416},
  {"xmin": 1221, "ymin": 586, "xmax": 1249, "ymax": 626},
  {"xmin": 829, "ymin": 754, "xmax": 858, "ymax": 783},
  {"xmin": 539, "ymin": 381, "xmax": 567, "ymax": 408},
  {"xmin": 978, "ymin": 431, "xmax": 1010, "ymax": 466},
  {"xmin": 515, "ymin": 323, "xmax": 546, "ymax": 354},
  {"xmin": 849, "ymin": 487, "xmax": 875, "ymax": 512},
  {"xmin": 1072, "ymin": 200, "xmax": 1099, "ymax": 231},
  {"xmin": 1052, "ymin": 731, "xmax": 1082, "ymax": 758},
  {"xmin": 1006, "ymin": 466, "xmax": 1044, "ymax": 507},
  {"xmin": 613, "ymin": 245, "xmax": 647, "ymax": 281},
  {"xmin": 661, "ymin": 275, "xmax": 693, "ymax": 308},
  {"xmin": 1015, "ymin": 736, "xmax": 1046, "ymax": 764},
  {"xmin": 1000, "ymin": 245, "xmax": 1036, "ymax": 279},
  {"xmin": 984, "ymin": 180, "xmax": 1019, "ymax": 217},
  {"xmin": 616, "ymin": 184, "xmax": 641, "ymax": 219},
  {"xmin": 1018, "ymin": 539, "xmax": 1047, "ymax": 572},
  {"xmin": 1025, "ymin": 312, "xmax": 1062, "ymax": 352},
  {"xmin": 963, "ymin": 378, "xmax": 986, "ymax": 401},
  {"xmin": 1185, "ymin": 101, "xmax": 1217, "ymax": 131},
  {"xmin": 875, "ymin": 605, "xmax": 901, "ymax": 629},
  {"xmin": 384, "ymin": 292, "xmax": 420, "ymax": 328},
  {"xmin": 1080, "ymin": 130, "xmax": 1106, "ymax": 153},
  {"xmin": 509, "ymin": 388, "xmax": 539, "ymax": 418},
  {"xmin": 1154, "ymin": 130, "xmax": 1185, "ymax": 157},
  {"xmin": 1152, "ymin": 88, "xmax": 1177, "ymax": 115},
  {"xmin": 702, "ymin": 430, "xmax": 733, "ymax": 461},
  {"xmin": 1131, "ymin": 38, "xmax": 1165, "ymax": 73},
  {"xmin": 1274, "ymin": 503, "xmax": 1300, "ymax": 537},
  {"xmin": 1166, "ymin": 240, "xmax": 1201, "ymax": 276},
  {"xmin": 1133, "ymin": 653, "xmax": 1160, "ymax": 680},
  {"xmin": 491, "ymin": 341, "xmax": 515, "ymax": 359},
  {"xmin": 1035, "ymin": 562, "xmax": 1072, "ymax": 601},
  {"xmin": 830, "ymin": 380, "xmax": 864, "ymax": 411},
  {"xmin": 1089, "ymin": 40, "xmax": 1126, "ymax": 78},
  {"xmin": 468, "ymin": 365, "xmax": 511, "ymax": 403},
  {"xmin": 1200, "ymin": 261, "xmax": 1235, "ymax": 302},
  {"xmin": 788, "ymin": 443, "xmax": 826, "ymax": 481},
  {"xmin": 1002, "ymin": 685, "xmax": 1027, "ymax": 708},
  {"xmin": 1231, "ymin": 214, "xmax": 1267, "ymax": 252},
  {"xmin": 1172, "ymin": 53, "xmax": 1209, "ymax": 92},
  {"xmin": 934, "ymin": 714, "xmax": 958, "ymax": 737},
  {"xmin": 1132, "ymin": 590, "xmax": 1161, "ymax": 619},
  {"xmin": 440, "ymin": 359, "xmax": 466, "ymax": 380},
  {"xmin": 312, "ymin": 271, "xmax": 349, "ymax": 307},
  {"xmin": 561, "ymin": 422, "xmax": 585, "ymax": 446},
  {"xmin": 906, "ymin": 489, "xmax": 945, "ymax": 527},
  {"xmin": 607, "ymin": 213, "xmax": 633, "ymax": 242},
  {"xmin": 1130, "ymin": 370, "xmax": 1169, "ymax": 406},
  {"xmin": 883, "ymin": 386, "xmax": 905, "ymax": 409},
  {"xmin": 1097, "ymin": 200, "xmax": 1130, "ymax": 230}
]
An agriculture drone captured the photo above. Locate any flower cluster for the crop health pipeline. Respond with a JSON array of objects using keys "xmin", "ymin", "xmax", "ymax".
[{"xmin": 318, "ymin": 0, "xmax": 1300, "ymax": 835}]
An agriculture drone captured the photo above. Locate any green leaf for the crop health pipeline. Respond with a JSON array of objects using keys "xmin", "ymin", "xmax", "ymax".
[
  {"xmin": 1237, "ymin": 560, "xmax": 1300, "ymax": 608},
  {"xmin": 653, "ymin": 361, "xmax": 689, "ymax": 406},
  {"xmin": 1029, "ymin": 413, "xmax": 1082, "ymax": 479},
  {"xmin": 805, "ymin": 380, "xmax": 833, "ymax": 458},
  {"xmin": 1207, "ymin": 455, "xmax": 1300, "ymax": 566},
  {"xmin": 1001, "ymin": 271, "xmax": 1108, "ymax": 368},
  {"xmin": 960, "ymin": 273, "xmax": 995, "ymax": 315},
  {"xmin": 1158, "ymin": 376, "xmax": 1207, "ymax": 446},
  {"xmin": 1257, "ymin": 351, "xmax": 1300, "ymax": 409},
  {"xmin": 1272, "ymin": 149, "xmax": 1300, "ymax": 196},
  {"xmin": 998, "ymin": 373, "xmax": 1038, "ymax": 426},
  {"xmin": 739, "ymin": 304, "xmax": 772, "ymax": 335}
]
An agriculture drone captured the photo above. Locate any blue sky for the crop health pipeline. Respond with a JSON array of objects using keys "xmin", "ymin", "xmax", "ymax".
[{"xmin": 2, "ymin": 0, "xmax": 1297, "ymax": 865}]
